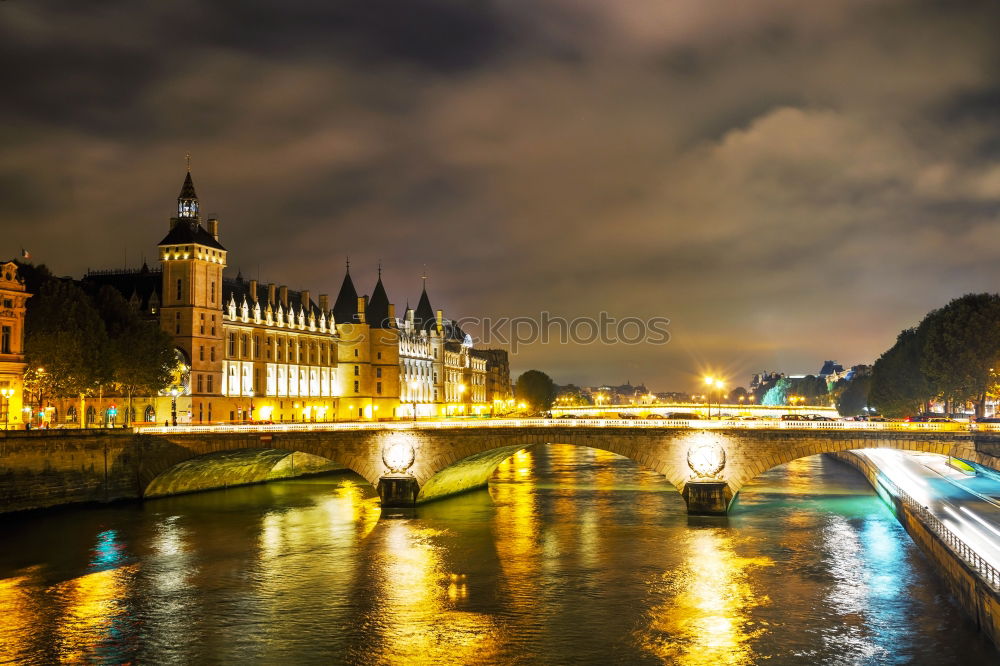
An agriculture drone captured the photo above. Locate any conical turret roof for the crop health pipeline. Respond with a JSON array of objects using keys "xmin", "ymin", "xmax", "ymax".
[
  {"xmin": 414, "ymin": 284, "xmax": 435, "ymax": 331},
  {"xmin": 332, "ymin": 266, "xmax": 359, "ymax": 324},
  {"xmin": 368, "ymin": 274, "xmax": 392, "ymax": 329}
]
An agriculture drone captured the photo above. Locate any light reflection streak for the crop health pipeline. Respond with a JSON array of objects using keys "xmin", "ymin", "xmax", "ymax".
[
  {"xmin": 637, "ymin": 530, "xmax": 771, "ymax": 665},
  {"xmin": 0, "ymin": 570, "xmax": 43, "ymax": 663},
  {"xmin": 369, "ymin": 520, "xmax": 503, "ymax": 662}
]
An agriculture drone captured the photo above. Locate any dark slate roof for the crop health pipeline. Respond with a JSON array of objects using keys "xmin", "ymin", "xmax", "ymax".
[
  {"xmin": 414, "ymin": 286, "xmax": 435, "ymax": 331},
  {"xmin": 179, "ymin": 171, "xmax": 198, "ymax": 200},
  {"xmin": 367, "ymin": 277, "xmax": 393, "ymax": 329},
  {"xmin": 223, "ymin": 276, "xmax": 324, "ymax": 319},
  {"xmin": 83, "ymin": 265, "xmax": 162, "ymax": 314},
  {"xmin": 332, "ymin": 270, "xmax": 359, "ymax": 324},
  {"xmin": 158, "ymin": 219, "xmax": 226, "ymax": 251}
]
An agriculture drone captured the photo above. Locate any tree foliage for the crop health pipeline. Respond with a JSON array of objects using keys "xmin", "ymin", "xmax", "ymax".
[
  {"xmin": 836, "ymin": 375, "xmax": 871, "ymax": 416},
  {"xmin": 24, "ymin": 279, "xmax": 109, "ymax": 398},
  {"xmin": 515, "ymin": 370, "xmax": 557, "ymax": 411},
  {"xmin": 920, "ymin": 293, "xmax": 1000, "ymax": 416},
  {"xmin": 869, "ymin": 327, "xmax": 932, "ymax": 417},
  {"xmin": 95, "ymin": 287, "xmax": 175, "ymax": 423},
  {"xmin": 24, "ymin": 280, "xmax": 176, "ymax": 423}
]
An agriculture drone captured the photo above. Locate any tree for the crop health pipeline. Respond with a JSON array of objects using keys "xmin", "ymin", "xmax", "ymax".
[
  {"xmin": 95, "ymin": 287, "xmax": 176, "ymax": 425},
  {"xmin": 869, "ymin": 327, "xmax": 932, "ymax": 417},
  {"xmin": 920, "ymin": 293, "xmax": 1000, "ymax": 417},
  {"xmin": 24, "ymin": 279, "xmax": 109, "ymax": 401},
  {"xmin": 836, "ymin": 375, "xmax": 871, "ymax": 416},
  {"xmin": 515, "ymin": 370, "xmax": 556, "ymax": 412}
]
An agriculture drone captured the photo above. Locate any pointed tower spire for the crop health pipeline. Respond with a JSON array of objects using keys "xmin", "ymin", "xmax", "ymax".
[
  {"xmin": 414, "ymin": 267, "xmax": 435, "ymax": 331},
  {"xmin": 332, "ymin": 263, "xmax": 359, "ymax": 325},
  {"xmin": 368, "ymin": 268, "xmax": 392, "ymax": 329},
  {"xmin": 177, "ymin": 159, "xmax": 199, "ymax": 220}
]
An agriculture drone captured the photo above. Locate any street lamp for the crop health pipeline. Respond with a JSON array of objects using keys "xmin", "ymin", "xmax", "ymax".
[
  {"xmin": 169, "ymin": 387, "xmax": 180, "ymax": 427},
  {"xmin": 410, "ymin": 380, "xmax": 420, "ymax": 422},
  {"xmin": 703, "ymin": 376, "xmax": 715, "ymax": 418},
  {"xmin": 457, "ymin": 383, "xmax": 466, "ymax": 415},
  {"xmin": 0, "ymin": 388, "xmax": 13, "ymax": 430}
]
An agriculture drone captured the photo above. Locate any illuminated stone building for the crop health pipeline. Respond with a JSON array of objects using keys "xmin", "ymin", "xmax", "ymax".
[
  {"xmin": 75, "ymin": 168, "xmax": 502, "ymax": 423},
  {"xmin": 0, "ymin": 262, "xmax": 30, "ymax": 428}
]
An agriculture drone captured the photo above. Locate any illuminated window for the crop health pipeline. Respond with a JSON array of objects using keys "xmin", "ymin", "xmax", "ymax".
[
  {"xmin": 353, "ymin": 380, "xmax": 359, "ymax": 393},
  {"xmin": 0, "ymin": 326, "xmax": 9, "ymax": 354},
  {"xmin": 354, "ymin": 365, "xmax": 359, "ymax": 376},
  {"xmin": 377, "ymin": 382, "xmax": 382, "ymax": 395},
  {"xmin": 197, "ymin": 374, "xmax": 203, "ymax": 393},
  {"xmin": 376, "ymin": 367, "xmax": 382, "ymax": 378},
  {"xmin": 207, "ymin": 375, "xmax": 214, "ymax": 393},
  {"xmin": 176, "ymin": 278, "xmax": 182, "ymax": 302}
]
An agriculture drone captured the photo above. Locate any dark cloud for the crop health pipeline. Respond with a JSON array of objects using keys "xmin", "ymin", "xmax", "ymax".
[{"xmin": 3, "ymin": 0, "xmax": 1000, "ymax": 390}]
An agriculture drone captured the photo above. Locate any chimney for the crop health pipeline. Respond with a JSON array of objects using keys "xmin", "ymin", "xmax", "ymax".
[
  {"xmin": 387, "ymin": 303, "xmax": 396, "ymax": 323},
  {"xmin": 208, "ymin": 218, "xmax": 220, "ymax": 240},
  {"xmin": 301, "ymin": 290, "xmax": 310, "ymax": 310},
  {"xmin": 319, "ymin": 294, "xmax": 329, "ymax": 312},
  {"xmin": 267, "ymin": 283, "xmax": 276, "ymax": 305},
  {"xmin": 249, "ymin": 279, "xmax": 258, "ymax": 303},
  {"xmin": 436, "ymin": 309, "xmax": 444, "ymax": 329},
  {"xmin": 357, "ymin": 296, "xmax": 367, "ymax": 324},
  {"xmin": 279, "ymin": 285, "xmax": 288, "ymax": 309}
]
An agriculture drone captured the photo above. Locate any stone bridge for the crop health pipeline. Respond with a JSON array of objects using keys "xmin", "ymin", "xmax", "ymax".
[{"xmin": 6, "ymin": 422, "xmax": 1000, "ymax": 514}]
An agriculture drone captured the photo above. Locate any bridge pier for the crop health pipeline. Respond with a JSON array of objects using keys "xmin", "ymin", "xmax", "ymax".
[
  {"xmin": 377, "ymin": 475, "xmax": 420, "ymax": 508},
  {"xmin": 682, "ymin": 481, "xmax": 732, "ymax": 515}
]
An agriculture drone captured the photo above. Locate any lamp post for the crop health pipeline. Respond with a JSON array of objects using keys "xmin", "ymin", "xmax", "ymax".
[
  {"xmin": 458, "ymin": 383, "xmax": 466, "ymax": 415},
  {"xmin": 0, "ymin": 388, "xmax": 12, "ymax": 430},
  {"xmin": 169, "ymin": 387, "xmax": 180, "ymax": 427},
  {"xmin": 703, "ymin": 376, "xmax": 715, "ymax": 418}
]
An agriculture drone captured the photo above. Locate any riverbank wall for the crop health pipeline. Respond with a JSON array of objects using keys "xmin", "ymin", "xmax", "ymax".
[{"xmin": 828, "ymin": 451, "xmax": 1000, "ymax": 649}]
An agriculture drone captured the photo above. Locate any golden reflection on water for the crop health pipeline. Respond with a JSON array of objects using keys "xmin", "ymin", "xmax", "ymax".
[
  {"xmin": 638, "ymin": 530, "xmax": 772, "ymax": 665},
  {"xmin": 370, "ymin": 521, "xmax": 503, "ymax": 663},
  {"xmin": 52, "ymin": 564, "xmax": 138, "ymax": 663},
  {"xmin": 0, "ymin": 570, "xmax": 42, "ymax": 662}
]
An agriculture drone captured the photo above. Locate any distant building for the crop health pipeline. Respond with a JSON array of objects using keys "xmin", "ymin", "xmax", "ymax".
[{"xmin": 0, "ymin": 262, "xmax": 30, "ymax": 428}]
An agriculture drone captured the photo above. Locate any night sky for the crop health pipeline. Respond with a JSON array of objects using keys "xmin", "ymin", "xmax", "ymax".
[{"xmin": 3, "ymin": 1, "xmax": 1000, "ymax": 391}]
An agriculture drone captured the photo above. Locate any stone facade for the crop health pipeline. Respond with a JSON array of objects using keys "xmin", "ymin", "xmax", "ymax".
[{"xmin": 0, "ymin": 262, "xmax": 29, "ymax": 429}]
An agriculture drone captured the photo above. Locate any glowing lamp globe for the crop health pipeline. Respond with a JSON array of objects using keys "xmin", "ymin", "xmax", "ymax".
[{"xmin": 383, "ymin": 442, "xmax": 416, "ymax": 475}]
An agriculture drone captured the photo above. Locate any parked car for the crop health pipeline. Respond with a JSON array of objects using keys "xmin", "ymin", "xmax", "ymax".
[
  {"xmin": 906, "ymin": 414, "xmax": 956, "ymax": 423},
  {"xmin": 618, "ymin": 413, "xmax": 638, "ymax": 419},
  {"xmin": 665, "ymin": 412, "xmax": 702, "ymax": 420},
  {"xmin": 780, "ymin": 414, "xmax": 808, "ymax": 421}
]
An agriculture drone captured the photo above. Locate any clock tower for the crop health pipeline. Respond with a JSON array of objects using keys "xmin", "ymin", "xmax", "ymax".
[{"xmin": 158, "ymin": 168, "xmax": 227, "ymax": 412}]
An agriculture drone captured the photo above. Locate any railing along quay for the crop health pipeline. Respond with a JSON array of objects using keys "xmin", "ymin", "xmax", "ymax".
[
  {"xmin": 136, "ymin": 418, "xmax": 1000, "ymax": 435},
  {"xmin": 876, "ymin": 471, "xmax": 1000, "ymax": 591}
]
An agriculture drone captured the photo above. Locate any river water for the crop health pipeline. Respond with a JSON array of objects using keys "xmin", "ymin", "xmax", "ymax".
[{"xmin": 0, "ymin": 444, "xmax": 995, "ymax": 664}]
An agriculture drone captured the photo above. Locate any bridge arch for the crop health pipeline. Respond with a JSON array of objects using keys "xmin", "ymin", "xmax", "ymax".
[
  {"xmin": 143, "ymin": 448, "xmax": 355, "ymax": 498},
  {"xmin": 414, "ymin": 431, "xmax": 691, "ymax": 503}
]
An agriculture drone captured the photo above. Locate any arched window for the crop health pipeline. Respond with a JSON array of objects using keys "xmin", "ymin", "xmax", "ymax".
[
  {"xmin": 144, "ymin": 405, "xmax": 156, "ymax": 423},
  {"xmin": 85, "ymin": 406, "xmax": 96, "ymax": 425},
  {"xmin": 66, "ymin": 405, "xmax": 78, "ymax": 423}
]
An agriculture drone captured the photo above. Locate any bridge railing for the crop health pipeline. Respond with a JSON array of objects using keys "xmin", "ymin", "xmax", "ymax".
[
  {"xmin": 876, "ymin": 471, "xmax": 1000, "ymax": 591},
  {"xmin": 135, "ymin": 418, "xmax": 978, "ymax": 435}
]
